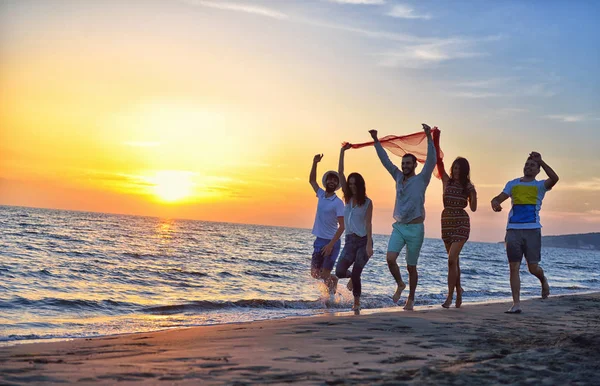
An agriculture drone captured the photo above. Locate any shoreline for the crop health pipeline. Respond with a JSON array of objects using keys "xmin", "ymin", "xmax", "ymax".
[
  {"xmin": 4, "ymin": 289, "xmax": 599, "ymax": 348},
  {"xmin": 2, "ymin": 292, "xmax": 599, "ymax": 385},
  {"xmin": 3, "ymin": 290, "xmax": 599, "ymax": 349}
]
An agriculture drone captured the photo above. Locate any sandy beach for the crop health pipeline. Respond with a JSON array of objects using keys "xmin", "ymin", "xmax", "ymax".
[{"xmin": 1, "ymin": 293, "xmax": 599, "ymax": 385}]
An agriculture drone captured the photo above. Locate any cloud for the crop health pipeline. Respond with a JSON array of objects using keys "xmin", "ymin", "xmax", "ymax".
[
  {"xmin": 376, "ymin": 38, "xmax": 488, "ymax": 68},
  {"xmin": 455, "ymin": 77, "xmax": 516, "ymax": 88},
  {"xmin": 497, "ymin": 107, "xmax": 528, "ymax": 114},
  {"xmin": 183, "ymin": 0, "xmax": 288, "ymax": 20},
  {"xmin": 303, "ymin": 19, "xmax": 427, "ymax": 43},
  {"xmin": 328, "ymin": 0, "xmax": 385, "ymax": 4},
  {"xmin": 450, "ymin": 76, "xmax": 557, "ymax": 99},
  {"xmin": 565, "ymin": 178, "xmax": 600, "ymax": 191},
  {"xmin": 450, "ymin": 91, "xmax": 503, "ymax": 99},
  {"xmin": 522, "ymin": 83, "xmax": 556, "ymax": 98},
  {"xmin": 387, "ymin": 4, "xmax": 431, "ymax": 20},
  {"xmin": 545, "ymin": 114, "xmax": 587, "ymax": 123}
]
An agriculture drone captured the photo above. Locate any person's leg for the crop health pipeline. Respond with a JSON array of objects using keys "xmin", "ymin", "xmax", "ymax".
[
  {"xmin": 387, "ymin": 223, "xmax": 406, "ymax": 303},
  {"xmin": 404, "ymin": 223, "xmax": 425, "ymax": 310},
  {"xmin": 505, "ymin": 230, "xmax": 524, "ymax": 313},
  {"xmin": 322, "ymin": 239, "xmax": 342, "ymax": 295},
  {"xmin": 311, "ymin": 238, "xmax": 326, "ymax": 279},
  {"xmin": 350, "ymin": 237, "xmax": 370, "ymax": 311},
  {"xmin": 523, "ymin": 229, "xmax": 549, "ymax": 299},
  {"xmin": 508, "ymin": 262, "xmax": 522, "ymax": 312},
  {"xmin": 335, "ymin": 235, "xmax": 356, "ymax": 292},
  {"xmin": 443, "ymin": 240, "xmax": 466, "ymax": 308},
  {"xmin": 404, "ymin": 265, "xmax": 418, "ymax": 310},
  {"xmin": 455, "ymin": 257, "xmax": 464, "ymax": 308}
]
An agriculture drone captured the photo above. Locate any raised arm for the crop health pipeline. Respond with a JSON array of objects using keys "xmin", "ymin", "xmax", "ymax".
[
  {"xmin": 420, "ymin": 123, "xmax": 437, "ymax": 184},
  {"xmin": 529, "ymin": 152, "xmax": 559, "ymax": 190},
  {"xmin": 369, "ymin": 129, "xmax": 401, "ymax": 180},
  {"xmin": 338, "ymin": 143, "xmax": 352, "ymax": 198},
  {"xmin": 437, "ymin": 158, "xmax": 450, "ymax": 185},
  {"xmin": 309, "ymin": 154, "xmax": 323, "ymax": 194}
]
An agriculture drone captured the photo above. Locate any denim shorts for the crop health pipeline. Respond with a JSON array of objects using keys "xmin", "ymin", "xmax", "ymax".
[{"xmin": 311, "ymin": 237, "xmax": 341, "ymax": 271}]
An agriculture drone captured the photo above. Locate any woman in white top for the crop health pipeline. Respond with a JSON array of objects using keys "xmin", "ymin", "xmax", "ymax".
[{"xmin": 335, "ymin": 143, "xmax": 374, "ymax": 314}]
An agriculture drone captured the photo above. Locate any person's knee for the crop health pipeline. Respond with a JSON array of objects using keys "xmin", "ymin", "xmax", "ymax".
[
  {"xmin": 386, "ymin": 252, "xmax": 399, "ymax": 265},
  {"xmin": 509, "ymin": 262, "xmax": 520, "ymax": 273},
  {"xmin": 527, "ymin": 263, "xmax": 540, "ymax": 274},
  {"xmin": 407, "ymin": 265, "xmax": 417, "ymax": 274}
]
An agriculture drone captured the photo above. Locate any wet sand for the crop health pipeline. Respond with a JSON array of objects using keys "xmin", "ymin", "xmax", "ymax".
[{"xmin": 1, "ymin": 293, "xmax": 599, "ymax": 385}]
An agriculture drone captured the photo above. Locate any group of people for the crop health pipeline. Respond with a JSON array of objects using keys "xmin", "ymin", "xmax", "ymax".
[{"xmin": 309, "ymin": 124, "xmax": 559, "ymax": 314}]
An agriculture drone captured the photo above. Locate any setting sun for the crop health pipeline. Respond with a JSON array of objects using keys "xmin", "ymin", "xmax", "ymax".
[{"xmin": 151, "ymin": 171, "xmax": 195, "ymax": 203}]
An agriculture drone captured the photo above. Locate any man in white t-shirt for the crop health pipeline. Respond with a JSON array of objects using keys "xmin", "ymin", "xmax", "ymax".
[
  {"xmin": 309, "ymin": 154, "xmax": 345, "ymax": 296},
  {"xmin": 491, "ymin": 151, "xmax": 559, "ymax": 314}
]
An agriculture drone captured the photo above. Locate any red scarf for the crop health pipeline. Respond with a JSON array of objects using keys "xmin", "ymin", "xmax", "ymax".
[{"xmin": 343, "ymin": 127, "xmax": 445, "ymax": 179}]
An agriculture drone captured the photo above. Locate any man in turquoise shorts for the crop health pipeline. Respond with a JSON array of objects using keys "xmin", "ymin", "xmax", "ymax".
[{"xmin": 370, "ymin": 124, "xmax": 436, "ymax": 310}]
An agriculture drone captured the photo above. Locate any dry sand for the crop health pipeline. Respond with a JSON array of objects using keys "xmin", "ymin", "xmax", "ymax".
[{"xmin": 1, "ymin": 293, "xmax": 599, "ymax": 385}]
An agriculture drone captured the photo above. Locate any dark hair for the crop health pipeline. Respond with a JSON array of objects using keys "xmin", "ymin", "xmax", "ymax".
[
  {"xmin": 449, "ymin": 157, "xmax": 472, "ymax": 195},
  {"xmin": 344, "ymin": 172, "xmax": 367, "ymax": 206},
  {"xmin": 402, "ymin": 153, "xmax": 417, "ymax": 164}
]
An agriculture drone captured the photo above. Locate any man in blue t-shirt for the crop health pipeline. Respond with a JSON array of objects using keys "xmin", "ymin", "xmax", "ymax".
[
  {"xmin": 491, "ymin": 152, "xmax": 559, "ymax": 314},
  {"xmin": 309, "ymin": 154, "xmax": 345, "ymax": 296}
]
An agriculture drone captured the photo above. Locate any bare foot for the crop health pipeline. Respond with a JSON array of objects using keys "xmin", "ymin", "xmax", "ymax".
[
  {"xmin": 328, "ymin": 275, "xmax": 339, "ymax": 295},
  {"xmin": 455, "ymin": 287, "xmax": 464, "ymax": 308},
  {"xmin": 346, "ymin": 279, "xmax": 353, "ymax": 292},
  {"xmin": 392, "ymin": 282, "xmax": 406, "ymax": 303},
  {"xmin": 403, "ymin": 298, "xmax": 414, "ymax": 311},
  {"xmin": 352, "ymin": 299, "xmax": 361, "ymax": 315},
  {"xmin": 505, "ymin": 304, "xmax": 522, "ymax": 314},
  {"xmin": 441, "ymin": 297, "xmax": 452, "ymax": 309},
  {"xmin": 541, "ymin": 277, "xmax": 550, "ymax": 299}
]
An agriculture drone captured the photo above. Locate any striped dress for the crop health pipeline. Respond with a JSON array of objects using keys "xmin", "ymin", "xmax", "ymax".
[{"xmin": 441, "ymin": 179, "xmax": 473, "ymax": 244}]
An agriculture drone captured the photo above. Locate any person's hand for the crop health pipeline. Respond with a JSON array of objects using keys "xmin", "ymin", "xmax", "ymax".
[
  {"xmin": 368, "ymin": 129, "xmax": 378, "ymax": 140},
  {"xmin": 313, "ymin": 154, "xmax": 323, "ymax": 163},
  {"xmin": 491, "ymin": 199, "xmax": 502, "ymax": 212},
  {"xmin": 321, "ymin": 243, "xmax": 334, "ymax": 257},
  {"xmin": 366, "ymin": 244, "xmax": 374, "ymax": 258},
  {"xmin": 341, "ymin": 143, "xmax": 352, "ymax": 151},
  {"xmin": 422, "ymin": 123, "xmax": 431, "ymax": 135},
  {"xmin": 529, "ymin": 151, "xmax": 542, "ymax": 163}
]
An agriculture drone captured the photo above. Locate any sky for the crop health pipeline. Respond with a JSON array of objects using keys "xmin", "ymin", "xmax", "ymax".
[{"xmin": 1, "ymin": 0, "xmax": 599, "ymax": 242}]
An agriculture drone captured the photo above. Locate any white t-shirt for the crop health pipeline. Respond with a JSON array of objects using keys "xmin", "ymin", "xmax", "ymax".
[
  {"xmin": 344, "ymin": 197, "xmax": 371, "ymax": 237},
  {"xmin": 311, "ymin": 188, "xmax": 344, "ymax": 240}
]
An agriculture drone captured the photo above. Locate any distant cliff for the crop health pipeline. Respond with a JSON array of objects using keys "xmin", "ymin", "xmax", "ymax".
[{"xmin": 542, "ymin": 233, "xmax": 600, "ymax": 250}]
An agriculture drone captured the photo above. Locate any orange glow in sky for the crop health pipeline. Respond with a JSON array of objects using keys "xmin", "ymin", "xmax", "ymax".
[{"xmin": 1, "ymin": 1, "xmax": 599, "ymax": 242}]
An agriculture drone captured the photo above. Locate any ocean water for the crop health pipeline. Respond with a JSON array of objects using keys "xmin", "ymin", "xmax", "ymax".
[{"xmin": 1, "ymin": 205, "xmax": 599, "ymax": 346}]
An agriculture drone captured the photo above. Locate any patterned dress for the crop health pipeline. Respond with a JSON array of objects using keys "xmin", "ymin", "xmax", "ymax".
[{"xmin": 441, "ymin": 179, "xmax": 474, "ymax": 244}]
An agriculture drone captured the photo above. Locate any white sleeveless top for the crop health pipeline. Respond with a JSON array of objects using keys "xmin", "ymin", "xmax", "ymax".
[{"xmin": 344, "ymin": 197, "xmax": 371, "ymax": 237}]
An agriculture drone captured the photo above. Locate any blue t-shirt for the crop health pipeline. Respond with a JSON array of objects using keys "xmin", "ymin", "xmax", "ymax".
[{"xmin": 502, "ymin": 178, "xmax": 549, "ymax": 229}]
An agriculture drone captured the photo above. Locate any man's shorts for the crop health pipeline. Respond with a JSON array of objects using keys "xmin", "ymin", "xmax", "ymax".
[
  {"xmin": 311, "ymin": 237, "xmax": 342, "ymax": 271},
  {"xmin": 505, "ymin": 229, "xmax": 541, "ymax": 264},
  {"xmin": 388, "ymin": 222, "xmax": 425, "ymax": 266}
]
